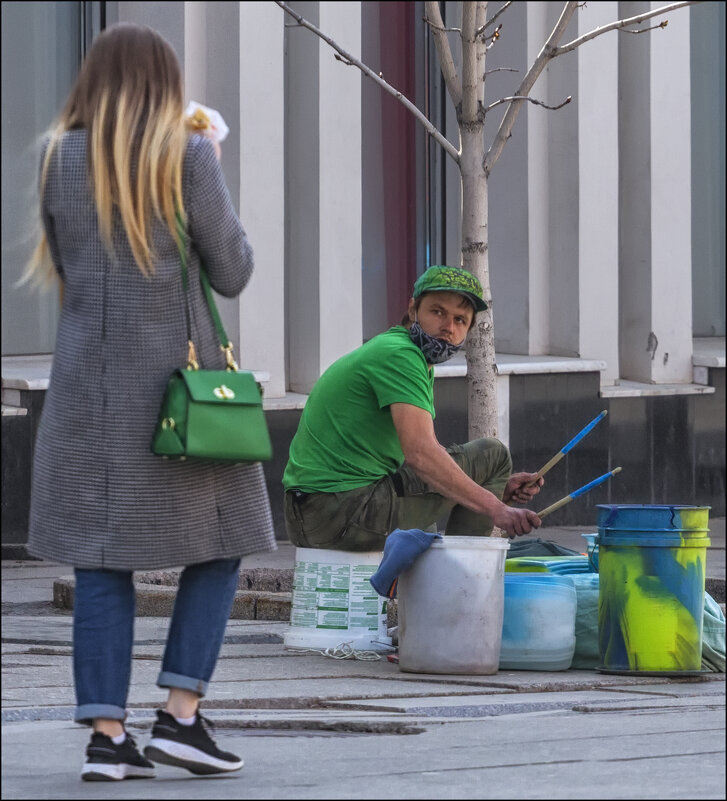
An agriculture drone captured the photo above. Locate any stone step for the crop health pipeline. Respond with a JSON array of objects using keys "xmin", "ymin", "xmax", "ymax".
[
  {"xmin": 52, "ymin": 571, "xmax": 402, "ymax": 627},
  {"xmin": 52, "ymin": 570, "xmax": 724, "ymax": 624},
  {"xmin": 52, "ymin": 575, "xmax": 292, "ymax": 621}
]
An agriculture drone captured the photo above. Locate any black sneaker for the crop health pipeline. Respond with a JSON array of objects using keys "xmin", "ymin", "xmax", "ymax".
[
  {"xmin": 144, "ymin": 709, "xmax": 243, "ymax": 775},
  {"xmin": 81, "ymin": 732, "xmax": 155, "ymax": 781}
]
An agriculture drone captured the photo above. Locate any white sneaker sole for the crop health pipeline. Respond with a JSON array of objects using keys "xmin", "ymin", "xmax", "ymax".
[
  {"xmin": 145, "ymin": 738, "xmax": 244, "ymax": 775},
  {"xmin": 81, "ymin": 762, "xmax": 155, "ymax": 781}
]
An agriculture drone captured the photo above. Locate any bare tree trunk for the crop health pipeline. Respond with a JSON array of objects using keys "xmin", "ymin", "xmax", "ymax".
[
  {"xmin": 277, "ymin": 0, "xmax": 701, "ymax": 440},
  {"xmin": 460, "ymin": 3, "xmax": 497, "ymax": 438}
]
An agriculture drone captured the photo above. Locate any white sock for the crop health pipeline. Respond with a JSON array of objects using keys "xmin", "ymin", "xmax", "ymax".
[
  {"xmin": 174, "ymin": 714, "xmax": 196, "ymax": 726},
  {"xmin": 111, "ymin": 732, "xmax": 127, "ymax": 745}
]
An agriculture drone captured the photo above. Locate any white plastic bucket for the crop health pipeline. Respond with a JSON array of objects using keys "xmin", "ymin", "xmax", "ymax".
[
  {"xmin": 283, "ymin": 547, "xmax": 392, "ymax": 652},
  {"xmin": 397, "ymin": 536, "xmax": 510, "ymax": 674},
  {"xmin": 499, "ymin": 574, "xmax": 577, "ymax": 670}
]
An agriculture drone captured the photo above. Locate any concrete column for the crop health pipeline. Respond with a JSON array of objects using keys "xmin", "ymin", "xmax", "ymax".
[
  {"xmin": 287, "ymin": 2, "xmax": 362, "ymax": 393},
  {"xmin": 199, "ymin": 4, "xmax": 242, "ymax": 353},
  {"xmin": 577, "ymin": 2, "xmax": 619, "ymax": 384},
  {"xmin": 619, "ymin": 1, "xmax": 693, "ymax": 383},
  {"xmin": 238, "ymin": 2, "xmax": 286, "ymax": 396},
  {"xmin": 115, "ymin": 1, "xmax": 185, "ymax": 56},
  {"xmin": 318, "ymin": 2, "xmax": 362, "ymax": 374},
  {"xmin": 526, "ymin": 1, "xmax": 550, "ymax": 356},
  {"xmin": 648, "ymin": 0, "xmax": 693, "ymax": 382},
  {"xmin": 547, "ymin": 5, "xmax": 579, "ymax": 359},
  {"xmin": 183, "ymin": 2, "xmax": 206, "ymax": 102},
  {"xmin": 488, "ymin": 1, "xmax": 530, "ymax": 355}
]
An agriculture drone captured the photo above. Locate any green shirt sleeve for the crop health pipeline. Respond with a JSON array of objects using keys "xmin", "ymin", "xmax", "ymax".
[
  {"xmin": 283, "ymin": 327, "xmax": 435, "ymax": 493},
  {"xmin": 369, "ymin": 340, "xmax": 434, "ymax": 414}
]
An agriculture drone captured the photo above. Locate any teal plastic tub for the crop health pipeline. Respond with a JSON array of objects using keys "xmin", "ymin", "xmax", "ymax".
[{"xmin": 500, "ymin": 574, "xmax": 577, "ymax": 671}]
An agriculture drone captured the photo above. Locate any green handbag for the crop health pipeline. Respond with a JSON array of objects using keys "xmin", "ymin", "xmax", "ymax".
[{"xmin": 151, "ymin": 220, "xmax": 272, "ymax": 463}]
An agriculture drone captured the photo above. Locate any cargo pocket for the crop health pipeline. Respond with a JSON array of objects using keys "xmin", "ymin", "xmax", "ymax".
[
  {"xmin": 339, "ymin": 478, "xmax": 395, "ymax": 551},
  {"xmin": 291, "ymin": 492, "xmax": 349, "ymax": 549}
]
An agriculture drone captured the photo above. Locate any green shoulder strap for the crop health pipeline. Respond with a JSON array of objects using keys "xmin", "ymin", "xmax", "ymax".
[{"xmin": 174, "ymin": 211, "xmax": 239, "ymax": 371}]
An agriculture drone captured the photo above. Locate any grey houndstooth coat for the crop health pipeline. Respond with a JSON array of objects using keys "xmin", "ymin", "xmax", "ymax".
[{"xmin": 27, "ymin": 130, "xmax": 277, "ymax": 570}]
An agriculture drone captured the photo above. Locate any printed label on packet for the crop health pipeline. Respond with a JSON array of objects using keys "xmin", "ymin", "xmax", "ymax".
[
  {"xmin": 349, "ymin": 566, "xmax": 380, "ymax": 630},
  {"xmin": 316, "ymin": 611, "xmax": 348, "ymax": 629},
  {"xmin": 293, "ymin": 560, "xmax": 318, "ymax": 591},
  {"xmin": 290, "ymin": 590, "xmax": 317, "ymax": 627},
  {"xmin": 316, "ymin": 590, "xmax": 349, "ymax": 610},
  {"xmin": 317, "ymin": 564, "xmax": 350, "ymax": 590}
]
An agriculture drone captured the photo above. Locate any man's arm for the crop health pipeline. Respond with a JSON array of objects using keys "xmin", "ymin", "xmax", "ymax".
[{"xmin": 390, "ymin": 403, "xmax": 541, "ymax": 537}]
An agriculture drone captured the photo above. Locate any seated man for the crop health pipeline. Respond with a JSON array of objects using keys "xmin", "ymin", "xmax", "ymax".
[{"xmin": 283, "ymin": 265, "xmax": 543, "ymax": 551}]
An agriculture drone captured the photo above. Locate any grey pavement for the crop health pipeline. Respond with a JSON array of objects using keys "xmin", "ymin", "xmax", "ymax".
[{"xmin": 1, "ymin": 522, "xmax": 725, "ymax": 800}]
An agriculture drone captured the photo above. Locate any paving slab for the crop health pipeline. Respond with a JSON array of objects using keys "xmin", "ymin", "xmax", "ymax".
[
  {"xmin": 2, "ymin": 699, "xmax": 724, "ymax": 800},
  {"xmin": 2, "ymin": 535, "xmax": 724, "ymax": 800},
  {"xmin": 322, "ymin": 686, "xmax": 724, "ymax": 714}
]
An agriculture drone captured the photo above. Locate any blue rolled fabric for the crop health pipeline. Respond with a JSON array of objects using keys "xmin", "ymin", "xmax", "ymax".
[{"xmin": 370, "ymin": 529, "xmax": 443, "ymax": 599}]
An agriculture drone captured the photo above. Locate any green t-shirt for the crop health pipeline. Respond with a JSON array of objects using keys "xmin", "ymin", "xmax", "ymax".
[{"xmin": 283, "ymin": 326, "xmax": 435, "ymax": 493}]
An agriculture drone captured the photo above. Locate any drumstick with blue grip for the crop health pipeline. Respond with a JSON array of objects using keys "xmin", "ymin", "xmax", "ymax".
[
  {"xmin": 536, "ymin": 467, "xmax": 622, "ymax": 518},
  {"xmin": 527, "ymin": 409, "xmax": 608, "ymax": 486}
]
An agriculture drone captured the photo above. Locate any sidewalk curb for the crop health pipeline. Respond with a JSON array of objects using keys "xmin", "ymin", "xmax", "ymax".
[
  {"xmin": 52, "ymin": 576, "xmax": 292, "ymax": 621},
  {"xmin": 52, "ymin": 571, "xmax": 723, "ymax": 621}
]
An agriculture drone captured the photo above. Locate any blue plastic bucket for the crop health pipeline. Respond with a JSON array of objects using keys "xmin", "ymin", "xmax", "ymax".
[
  {"xmin": 500, "ymin": 574, "xmax": 577, "ymax": 670},
  {"xmin": 596, "ymin": 504, "xmax": 711, "ymax": 674}
]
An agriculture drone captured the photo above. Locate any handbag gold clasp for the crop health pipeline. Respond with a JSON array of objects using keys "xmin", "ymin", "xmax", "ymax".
[
  {"xmin": 213, "ymin": 384, "xmax": 235, "ymax": 400},
  {"xmin": 222, "ymin": 343, "xmax": 239, "ymax": 372},
  {"xmin": 187, "ymin": 340, "xmax": 200, "ymax": 371}
]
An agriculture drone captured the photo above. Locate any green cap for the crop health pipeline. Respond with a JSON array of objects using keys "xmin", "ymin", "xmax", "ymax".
[{"xmin": 413, "ymin": 265, "xmax": 487, "ymax": 312}]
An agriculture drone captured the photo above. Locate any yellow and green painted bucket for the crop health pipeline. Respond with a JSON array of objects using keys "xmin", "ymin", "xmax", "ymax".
[{"xmin": 596, "ymin": 504, "xmax": 711, "ymax": 675}]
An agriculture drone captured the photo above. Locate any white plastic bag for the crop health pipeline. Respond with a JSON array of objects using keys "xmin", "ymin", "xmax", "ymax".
[{"xmin": 184, "ymin": 101, "xmax": 229, "ymax": 143}]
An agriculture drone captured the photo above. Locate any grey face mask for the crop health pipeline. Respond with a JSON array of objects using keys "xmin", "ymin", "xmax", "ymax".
[{"xmin": 408, "ymin": 316, "xmax": 463, "ymax": 364}]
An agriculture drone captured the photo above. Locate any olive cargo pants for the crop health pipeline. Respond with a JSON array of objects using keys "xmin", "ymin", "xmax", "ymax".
[{"xmin": 284, "ymin": 437, "xmax": 512, "ymax": 552}]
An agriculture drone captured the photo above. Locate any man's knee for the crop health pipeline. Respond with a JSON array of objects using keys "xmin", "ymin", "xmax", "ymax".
[
  {"xmin": 485, "ymin": 437, "xmax": 512, "ymax": 476},
  {"xmin": 452, "ymin": 437, "xmax": 512, "ymax": 477}
]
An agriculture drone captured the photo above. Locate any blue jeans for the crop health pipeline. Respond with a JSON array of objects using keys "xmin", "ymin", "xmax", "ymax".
[{"xmin": 73, "ymin": 558, "xmax": 240, "ymax": 725}]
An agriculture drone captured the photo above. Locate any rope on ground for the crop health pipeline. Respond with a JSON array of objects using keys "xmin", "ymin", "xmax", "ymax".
[{"xmin": 288, "ymin": 641, "xmax": 391, "ymax": 661}]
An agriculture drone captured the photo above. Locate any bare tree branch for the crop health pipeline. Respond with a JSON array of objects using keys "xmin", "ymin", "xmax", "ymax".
[
  {"xmin": 424, "ymin": 1, "xmax": 463, "ymax": 111},
  {"xmin": 554, "ymin": 1, "xmax": 700, "ymax": 56},
  {"xmin": 423, "ymin": 18, "xmax": 462, "ymax": 35},
  {"xmin": 475, "ymin": 2, "xmax": 488, "ymax": 107},
  {"xmin": 461, "ymin": 3, "xmax": 480, "ymax": 123},
  {"xmin": 485, "ymin": 94, "xmax": 572, "ymax": 113},
  {"xmin": 478, "ymin": 1, "xmax": 513, "ymax": 36},
  {"xmin": 275, "ymin": 1, "xmax": 460, "ymax": 165},
  {"xmin": 485, "ymin": 24, "xmax": 502, "ymax": 51},
  {"xmin": 619, "ymin": 20, "xmax": 670, "ymax": 35},
  {"xmin": 485, "ymin": 1, "xmax": 579, "ymax": 175},
  {"xmin": 484, "ymin": 67, "xmax": 519, "ymax": 76}
]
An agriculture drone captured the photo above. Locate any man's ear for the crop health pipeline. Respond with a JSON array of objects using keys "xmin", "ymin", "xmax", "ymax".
[{"xmin": 407, "ymin": 297, "xmax": 416, "ymax": 323}]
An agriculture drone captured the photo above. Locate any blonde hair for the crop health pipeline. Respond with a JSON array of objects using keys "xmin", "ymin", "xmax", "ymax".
[{"xmin": 25, "ymin": 23, "xmax": 189, "ymax": 285}]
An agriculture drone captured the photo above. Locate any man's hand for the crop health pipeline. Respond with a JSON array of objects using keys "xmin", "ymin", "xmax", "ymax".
[
  {"xmin": 493, "ymin": 505, "xmax": 542, "ymax": 538},
  {"xmin": 503, "ymin": 472, "xmax": 543, "ymax": 505},
  {"xmin": 389, "ymin": 404, "xmax": 542, "ymax": 538}
]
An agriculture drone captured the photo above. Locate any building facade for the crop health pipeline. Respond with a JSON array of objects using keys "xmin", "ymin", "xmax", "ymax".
[{"xmin": 2, "ymin": 1, "xmax": 724, "ymax": 552}]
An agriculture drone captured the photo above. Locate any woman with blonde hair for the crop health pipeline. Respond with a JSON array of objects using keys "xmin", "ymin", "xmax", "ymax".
[{"xmin": 25, "ymin": 22, "xmax": 276, "ymax": 781}]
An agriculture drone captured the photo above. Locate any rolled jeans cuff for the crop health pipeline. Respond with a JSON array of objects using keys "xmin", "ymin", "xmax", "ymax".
[
  {"xmin": 75, "ymin": 703, "xmax": 126, "ymax": 726},
  {"xmin": 157, "ymin": 670, "xmax": 208, "ymax": 697}
]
